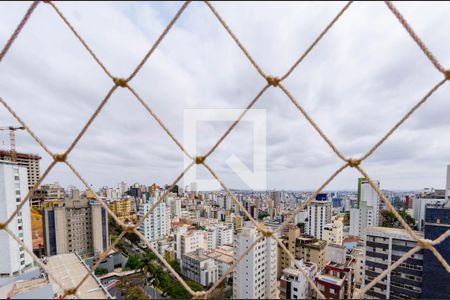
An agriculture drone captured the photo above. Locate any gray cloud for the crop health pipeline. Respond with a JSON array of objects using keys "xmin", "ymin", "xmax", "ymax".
[{"xmin": 1, "ymin": 1, "xmax": 450, "ymax": 191}]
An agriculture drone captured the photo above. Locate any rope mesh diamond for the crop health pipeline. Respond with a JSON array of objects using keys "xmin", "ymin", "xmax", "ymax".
[{"xmin": 0, "ymin": 1, "xmax": 449, "ymax": 298}]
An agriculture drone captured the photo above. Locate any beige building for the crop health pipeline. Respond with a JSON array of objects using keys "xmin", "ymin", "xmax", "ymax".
[
  {"xmin": 109, "ymin": 198, "xmax": 134, "ymax": 223},
  {"xmin": 181, "ymin": 230, "xmax": 207, "ymax": 255},
  {"xmin": 32, "ymin": 183, "xmax": 65, "ymax": 209},
  {"xmin": 278, "ymin": 227, "xmax": 327, "ymax": 276},
  {"xmin": 0, "ymin": 150, "xmax": 40, "ymax": 192},
  {"xmin": 323, "ymin": 216, "xmax": 344, "ymax": 246},
  {"xmin": 43, "ymin": 193, "xmax": 108, "ymax": 257}
]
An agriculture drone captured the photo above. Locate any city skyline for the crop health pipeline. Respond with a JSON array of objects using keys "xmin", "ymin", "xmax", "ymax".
[{"xmin": 1, "ymin": 2, "xmax": 450, "ymax": 191}]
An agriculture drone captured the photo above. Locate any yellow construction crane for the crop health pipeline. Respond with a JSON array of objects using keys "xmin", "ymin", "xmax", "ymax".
[{"xmin": 0, "ymin": 126, "xmax": 25, "ymax": 162}]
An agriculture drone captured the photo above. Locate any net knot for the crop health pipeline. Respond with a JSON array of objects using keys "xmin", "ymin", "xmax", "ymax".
[
  {"xmin": 444, "ymin": 70, "xmax": 450, "ymax": 80},
  {"xmin": 418, "ymin": 238, "xmax": 433, "ymax": 249},
  {"xmin": 0, "ymin": 223, "xmax": 5, "ymax": 230},
  {"xmin": 123, "ymin": 224, "xmax": 136, "ymax": 233},
  {"xmin": 262, "ymin": 229, "xmax": 273, "ymax": 238},
  {"xmin": 195, "ymin": 156, "xmax": 205, "ymax": 164},
  {"xmin": 347, "ymin": 158, "xmax": 361, "ymax": 168},
  {"xmin": 53, "ymin": 153, "xmax": 67, "ymax": 162},
  {"xmin": 64, "ymin": 288, "xmax": 77, "ymax": 296},
  {"xmin": 266, "ymin": 76, "xmax": 280, "ymax": 87},
  {"xmin": 192, "ymin": 291, "xmax": 207, "ymax": 299},
  {"xmin": 113, "ymin": 77, "xmax": 128, "ymax": 88}
]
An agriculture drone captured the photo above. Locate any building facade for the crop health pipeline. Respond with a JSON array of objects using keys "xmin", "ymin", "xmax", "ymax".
[
  {"xmin": 421, "ymin": 203, "xmax": 450, "ymax": 298},
  {"xmin": 307, "ymin": 193, "xmax": 331, "ymax": 240},
  {"xmin": 0, "ymin": 161, "xmax": 33, "ymax": 276},
  {"xmin": 280, "ymin": 259, "xmax": 317, "ymax": 299},
  {"xmin": 138, "ymin": 195, "xmax": 170, "ymax": 242},
  {"xmin": 364, "ymin": 227, "xmax": 423, "ymax": 299},
  {"xmin": 233, "ymin": 226, "xmax": 278, "ymax": 299},
  {"xmin": 181, "ymin": 248, "xmax": 218, "ymax": 287},
  {"xmin": 43, "ymin": 195, "xmax": 108, "ymax": 257},
  {"xmin": 0, "ymin": 150, "xmax": 40, "ymax": 192},
  {"xmin": 323, "ymin": 216, "xmax": 344, "ymax": 246}
]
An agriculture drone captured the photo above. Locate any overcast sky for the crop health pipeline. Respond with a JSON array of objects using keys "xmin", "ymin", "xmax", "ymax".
[{"xmin": 1, "ymin": 1, "xmax": 449, "ymax": 191}]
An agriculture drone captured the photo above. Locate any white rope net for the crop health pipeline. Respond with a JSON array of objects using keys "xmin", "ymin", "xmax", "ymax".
[{"xmin": 1, "ymin": 1, "xmax": 449, "ymax": 299}]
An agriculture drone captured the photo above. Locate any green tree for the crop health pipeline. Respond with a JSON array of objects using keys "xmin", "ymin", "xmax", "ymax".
[
  {"xmin": 94, "ymin": 267, "xmax": 109, "ymax": 276},
  {"xmin": 169, "ymin": 259, "xmax": 181, "ymax": 274},
  {"xmin": 125, "ymin": 255, "xmax": 141, "ymax": 270},
  {"xmin": 258, "ymin": 211, "xmax": 269, "ymax": 220},
  {"xmin": 381, "ymin": 209, "xmax": 417, "ymax": 229}
]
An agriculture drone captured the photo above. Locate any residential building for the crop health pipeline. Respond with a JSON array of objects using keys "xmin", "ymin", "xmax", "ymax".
[
  {"xmin": 206, "ymin": 245, "xmax": 233, "ymax": 279},
  {"xmin": 233, "ymin": 226, "xmax": 278, "ymax": 299},
  {"xmin": 413, "ymin": 193, "xmax": 445, "ymax": 231},
  {"xmin": 421, "ymin": 203, "xmax": 450, "ymax": 298},
  {"xmin": 306, "ymin": 193, "xmax": 331, "ymax": 240},
  {"xmin": 181, "ymin": 230, "xmax": 206, "ymax": 256},
  {"xmin": 323, "ymin": 216, "xmax": 344, "ymax": 246},
  {"xmin": 364, "ymin": 226, "xmax": 423, "ymax": 299},
  {"xmin": 42, "ymin": 194, "xmax": 108, "ymax": 257},
  {"xmin": 351, "ymin": 178, "xmax": 381, "ymax": 236},
  {"xmin": 207, "ymin": 223, "xmax": 233, "ymax": 250},
  {"xmin": 181, "ymin": 248, "xmax": 218, "ymax": 287},
  {"xmin": 0, "ymin": 150, "xmax": 40, "ymax": 192},
  {"xmin": 295, "ymin": 235, "xmax": 327, "ymax": 271},
  {"xmin": 314, "ymin": 244, "xmax": 355, "ymax": 299},
  {"xmin": 31, "ymin": 183, "xmax": 65, "ymax": 209},
  {"xmin": 109, "ymin": 198, "xmax": 134, "ymax": 223},
  {"xmin": 0, "ymin": 161, "xmax": 33, "ymax": 276},
  {"xmin": 280, "ymin": 258, "xmax": 317, "ymax": 299},
  {"xmin": 278, "ymin": 228, "xmax": 328, "ymax": 276},
  {"xmin": 138, "ymin": 194, "xmax": 170, "ymax": 242}
]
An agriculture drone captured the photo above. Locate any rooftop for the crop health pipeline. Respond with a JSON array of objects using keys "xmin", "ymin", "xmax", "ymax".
[
  {"xmin": 366, "ymin": 226, "xmax": 424, "ymax": 240},
  {"xmin": 45, "ymin": 253, "xmax": 110, "ymax": 299}
]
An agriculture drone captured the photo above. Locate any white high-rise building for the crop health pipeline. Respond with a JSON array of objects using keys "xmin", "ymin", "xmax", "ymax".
[
  {"xmin": 0, "ymin": 161, "xmax": 33, "ymax": 276},
  {"xmin": 360, "ymin": 178, "xmax": 380, "ymax": 230},
  {"xmin": 168, "ymin": 196, "xmax": 181, "ymax": 221},
  {"xmin": 139, "ymin": 193, "xmax": 170, "ymax": 242},
  {"xmin": 349, "ymin": 207, "xmax": 360, "ymax": 236},
  {"xmin": 233, "ymin": 226, "xmax": 278, "ymax": 299},
  {"xmin": 350, "ymin": 178, "xmax": 381, "ymax": 236},
  {"xmin": 306, "ymin": 194, "xmax": 331, "ymax": 240},
  {"xmin": 206, "ymin": 224, "xmax": 233, "ymax": 250}
]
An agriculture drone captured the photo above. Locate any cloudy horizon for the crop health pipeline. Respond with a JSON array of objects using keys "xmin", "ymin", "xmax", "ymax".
[{"xmin": 1, "ymin": 1, "xmax": 450, "ymax": 192}]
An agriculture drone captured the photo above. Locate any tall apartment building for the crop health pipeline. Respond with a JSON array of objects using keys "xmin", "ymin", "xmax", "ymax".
[
  {"xmin": 350, "ymin": 178, "xmax": 380, "ymax": 237},
  {"xmin": 0, "ymin": 161, "xmax": 33, "ymax": 276},
  {"xmin": 233, "ymin": 226, "xmax": 278, "ymax": 299},
  {"xmin": 0, "ymin": 150, "xmax": 40, "ymax": 192},
  {"xmin": 138, "ymin": 194, "xmax": 170, "ymax": 242},
  {"xmin": 421, "ymin": 203, "xmax": 450, "ymax": 298},
  {"xmin": 42, "ymin": 194, "xmax": 108, "ymax": 257},
  {"xmin": 306, "ymin": 193, "xmax": 331, "ymax": 240},
  {"xmin": 364, "ymin": 227, "xmax": 423, "ymax": 299}
]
